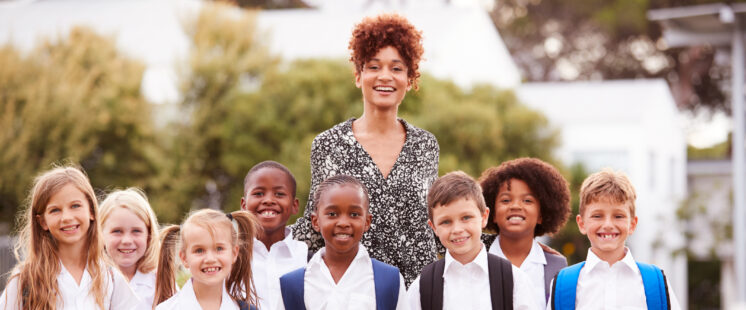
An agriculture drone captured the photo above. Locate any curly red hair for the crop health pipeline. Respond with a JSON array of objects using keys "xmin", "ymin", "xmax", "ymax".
[{"xmin": 349, "ymin": 13, "xmax": 424, "ymax": 90}]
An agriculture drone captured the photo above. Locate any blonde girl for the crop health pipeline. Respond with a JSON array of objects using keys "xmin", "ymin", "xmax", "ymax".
[
  {"xmin": 100, "ymin": 188, "xmax": 160, "ymax": 308},
  {"xmin": 0, "ymin": 166, "xmax": 139, "ymax": 310},
  {"xmin": 154, "ymin": 209, "xmax": 259, "ymax": 310}
]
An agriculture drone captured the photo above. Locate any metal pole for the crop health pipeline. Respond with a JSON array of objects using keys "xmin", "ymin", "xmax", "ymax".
[{"xmin": 732, "ymin": 13, "xmax": 746, "ymax": 305}]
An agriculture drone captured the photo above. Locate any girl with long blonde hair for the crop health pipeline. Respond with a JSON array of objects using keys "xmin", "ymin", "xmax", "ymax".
[
  {"xmin": 154, "ymin": 209, "xmax": 259, "ymax": 310},
  {"xmin": 0, "ymin": 166, "xmax": 139, "ymax": 310},
  {"xmin": 100, "ymin": 188, "xmax": 161, "ymax": 309}
]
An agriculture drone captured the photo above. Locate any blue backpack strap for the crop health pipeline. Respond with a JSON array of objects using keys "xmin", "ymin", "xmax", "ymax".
[
  {"xmin": 279, "ymin": 267, "xmax": 307, "ymax": 310},
  {"xmin": 552, "ymin": 261, "xmax": 585, "ymax": 310},
  {"xmin": 236, "ymin": 300, "xmax": 257, "ymax": 310},
  {"xmin": 371, "ymin": 258, "xmax": 401, "ymax": 310},
  {"xmin": 636, "ymin": 262, "xmax": 669, "ymax": 310}
]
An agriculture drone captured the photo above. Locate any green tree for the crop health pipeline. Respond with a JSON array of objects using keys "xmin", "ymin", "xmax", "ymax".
[
  {"xmin": 491, "ymin": 0, "xmax": 738, "ymax": 112},
  {"xmin": 0, "ymin": 28, "xmax": 161, "ymax": 231},
  {"xmin": 158, "ymin": 3, "xmax": 280, "ymax": 222}
]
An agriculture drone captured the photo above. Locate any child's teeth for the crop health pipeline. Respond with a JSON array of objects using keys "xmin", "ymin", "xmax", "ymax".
[
  {"xmin": 261, "ymin": 211, "xmax": 277, "ymax": 216},
  {"xmin": 203, "ymin": 267, "xmax": 220, "ymax": 273}
]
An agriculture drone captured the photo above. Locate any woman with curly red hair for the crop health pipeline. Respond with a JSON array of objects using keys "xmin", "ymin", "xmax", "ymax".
[
  {"xmin": 479, "ymin": 157, "xmax": 572, "ymax": 308},
  {"xmin": 292, "ymin": 13, "xmax": 439, "ymax": 286}
]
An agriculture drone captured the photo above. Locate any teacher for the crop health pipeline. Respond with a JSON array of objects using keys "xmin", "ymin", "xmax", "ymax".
[{"xmin": 292, "ymin": 13, "xmax": 439, "ymax": 286}]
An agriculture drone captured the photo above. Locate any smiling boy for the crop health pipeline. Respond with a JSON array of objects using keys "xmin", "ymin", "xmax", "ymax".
[
  {"xmin": 549, "ymin": 169, "xmax": 681, "ymax": 310},
  {"xmin": 241, "ymin": 161, "xmax": 308, "ymax": 310},
  {"xmin": 407, "ymin": 171, "xmax": 538, "ymax": 310}
]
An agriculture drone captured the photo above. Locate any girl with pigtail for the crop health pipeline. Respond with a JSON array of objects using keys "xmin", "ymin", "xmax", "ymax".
[
  {"xmin": 154, "ymin": 209, "xmax": 260, "ymax": 310},
  {"xmin": 0, "ymin": 166, "xmax": 139, "ymax": 310}
]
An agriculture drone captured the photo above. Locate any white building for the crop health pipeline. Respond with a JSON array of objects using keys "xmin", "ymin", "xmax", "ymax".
[{"xmin": 517, "ymin": 80, "xmax": 689, "ymax": 305}]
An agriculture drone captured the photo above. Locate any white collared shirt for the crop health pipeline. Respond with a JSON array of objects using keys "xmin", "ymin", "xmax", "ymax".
[
  {"xmin": 0, "ymin": 261, "xmax": 140, "ymax": 310},
  {"xmin": 252, "ymin": 227, "xmax": 308, "ymax": 310},
  {"xmin": 277, "ymin": 244, "xmax": 409, "ymax": 310},
  {"xmin": 489, "ymin": 236, "xmax": 547, "ymax": 309},
  {"xmin": 156, "ymin": 279, "xmax": 239, "ymax": 310},
  {"xmin": 130, "ymin": 270, "xmax": 156, "ymax": 310},
  {"xmin": 407, "ymin": 245, "xmax": 539, "ymax": 310},
  {"xmin": 547, "ymin": 248, "xmax": 681, "ymax": 310}
]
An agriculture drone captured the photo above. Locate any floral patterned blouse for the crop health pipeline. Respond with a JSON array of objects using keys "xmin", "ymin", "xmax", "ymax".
[{"xmin": 292, "ymin": 118, "xmax": 440, "ymax": 286}]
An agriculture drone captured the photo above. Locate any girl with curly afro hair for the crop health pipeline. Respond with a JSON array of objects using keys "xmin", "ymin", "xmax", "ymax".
[
  {"xmin": 478, "ymin": 157, "xmax": 571, "ymax": 305},
  {"xmin": 292, "ymin": 13, "xmax": 440, "ymax": 286}
]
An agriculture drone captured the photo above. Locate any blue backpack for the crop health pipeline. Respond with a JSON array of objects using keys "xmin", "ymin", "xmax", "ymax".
[
  {"xmin": 279, "ymin": 258, "xmax": 400, "ymax": 310},
  {"xmin": 551, "ymin": 261, "xmax": 670, "ymax": 310}
]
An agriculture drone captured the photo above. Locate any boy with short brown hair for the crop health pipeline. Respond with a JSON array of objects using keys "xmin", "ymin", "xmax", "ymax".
[{"xmin": 407, "ymin": 171, "xmax": 538, "ymax": 310}]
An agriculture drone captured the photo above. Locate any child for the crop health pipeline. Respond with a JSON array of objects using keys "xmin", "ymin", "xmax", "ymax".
[
  {"xmin": 100, "ymin": 188, "xmax": 161, "ymax": 309},
  {"xmin": 407, "ymin": 171, "xmax": 539, "ymax": 310},
  {"xmin": 0, "ymin": 166, "xmax": 139, "ymax": 309},
  {"xmin": 479, "ymin": 158, "xmax": 571, "ymax": 307},
  {"xmin": 279, "ymin": 175, "xmax": 408, "ymax": 309},
  {"xmin": 549, "ymin": 169, "xmax": 681, "ymax": 310},
  {"xmin": 154, "ymin": 209, "xmax": 259, "ymax": 310},
  {"xmin": 240, "ymin": 161, "xmax": 308, "ymax": 310}
]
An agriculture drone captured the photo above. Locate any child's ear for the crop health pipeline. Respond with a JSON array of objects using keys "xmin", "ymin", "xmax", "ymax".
[
  {"xmin": 481, "ymin": 208, "xmax": 490, "ymax": 229},
  {"xmin": 179, "ymin": 250, "xmax": 188, "ymax": 269},
  {"xmin": 240, "ymin": 196, "xmax": 247, "ymax": 211},
  {"xmin": 363, "ymin": 213, "xmax": 372, "ymax": 233},
  {"xmin": 311, "ymin": 212, "xmax": 320, "ymax": 232},
  {"xmin": 232, "ymin": 245, "xmax": 239, "ymax": 263},
  {"xmin": 576, "ymin": 214, "xmax": 587, "ymax": 235},
  {"xmin": 427, "ymin": 219, "xmax": 437, "ymax": 235},
  {"xmin": 629, "ymin": 215, "xmax": 638, "ymax": 235},
  {"xmin": 36, "ymin": 215, "xmax": 48, "ymax": 231},
  {"xmin": 291, "ymin": 198, "xmax": 300, "ymax": 215}
]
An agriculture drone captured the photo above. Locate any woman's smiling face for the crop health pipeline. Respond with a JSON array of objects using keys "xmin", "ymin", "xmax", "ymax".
[{"xmin": 355, "ymin": 46, "xmax": 411, "ymax": 110}]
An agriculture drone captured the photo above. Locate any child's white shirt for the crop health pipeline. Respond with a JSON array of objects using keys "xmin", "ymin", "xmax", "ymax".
[
  {"xmin": 546, "ymin": 248, "xmax": 682, "ymax": 310},
  {"xmin": 276, "ymin": 244, "xmax": 409, "ymax": 310},
  {"xmin": 489, "ymin": 236, "xmax": 547, "ymax": 309},
  {"xmin": 155, "ymin": 279, "xmax": 239, "ymax": 310},
  {"xmin": 130, "ymin": 270, "xmax": 156, "ymax": 310},
  {"xmin": 0, "ymin": 261, "xmax": 140, "ymax": 310},
  {"xmin": 252, "ymin": 227, "xmax": 308, "ymax": 310},
  {"xmin": 407, "ymin": 245, "xmax": 539, "ymax": 310}
]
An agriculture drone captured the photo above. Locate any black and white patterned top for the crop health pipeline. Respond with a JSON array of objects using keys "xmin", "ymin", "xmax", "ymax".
[{"xmin": 292, "ymin": 117, "xmax": 440, "ymax": 286}]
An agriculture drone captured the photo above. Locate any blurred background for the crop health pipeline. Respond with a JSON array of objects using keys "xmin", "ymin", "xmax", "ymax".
[{"xmin": 0, "ymin": 0, "xmax": 742, "ymax": 308}]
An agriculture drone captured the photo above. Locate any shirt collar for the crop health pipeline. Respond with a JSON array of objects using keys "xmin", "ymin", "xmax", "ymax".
[
  {"xmin": 584, "ymin": 247, "xmax": 637, "ymax": 272},
  {"xmin": 491, "ymin": 236, "xmax": 547, "ymax": 265},
  {"xmin": 180, "ymin": 279, "xmax": 239, "ymax": 310},
  {"xmin": 130, "ymin": 270, "xmax": 154, "ymax": 288},
  {"xmin": 444, "ymin": 244, "xmax": 489, "ymax": 274},
  {"xmin": 308, "ymin": 243, "xmax": 370, "ymax": 270},
  {"xmin": 253, "ymin": 227, "xmax": 294, "ymax": 253}
]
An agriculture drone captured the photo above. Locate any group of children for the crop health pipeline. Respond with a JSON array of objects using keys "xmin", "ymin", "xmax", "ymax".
[{"xmin": 0, "ymin": 157, "xmax": 680, "ymax": 310}]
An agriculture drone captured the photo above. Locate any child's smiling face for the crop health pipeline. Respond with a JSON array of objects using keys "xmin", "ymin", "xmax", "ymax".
[
  {"xmin": 428, "ymin": 198, "xmax": 489, "ymax": 265},
  {"xmin": 37, "ymin": 184, "xmax": 94, "ymax": 249},
  {"xmin": 577, "ymin": 200, "xmax": 638, "ymax": 263},
  {"xmin": 102, "ymin": 207, "xmax": 148, "ymax": 277},
  {"xmin": 311, "ymin": 185, "xmax": 371, "ymax": 258},
  {"xmin": 241, "ymin": 167, "xmax": 299, "ymax": 239},
  {"xmin": 179, "ymin": 224, "xmax": 237, "ymax": 287},
  {"xmin": 493, "ymin": 179, "xmax": 542, "ymax": 239}
]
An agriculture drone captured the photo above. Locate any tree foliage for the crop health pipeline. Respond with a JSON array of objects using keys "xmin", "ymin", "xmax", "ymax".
[
  {"xmin": 491, "ymin": 0, "xmax": 739, "ymax": 112},
  {"xmin": 0, "ymin": 28, "xmax": 160, "ymax": 231}
]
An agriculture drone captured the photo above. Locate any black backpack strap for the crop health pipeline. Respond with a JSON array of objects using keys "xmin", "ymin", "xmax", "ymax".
[
  {"xmin": 487, "ymin": 253, "xmax": 513, "ymax": 310},
  {"xmin": 419, "ymin": 259, "xmax": 445, "ymax": 310}
]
